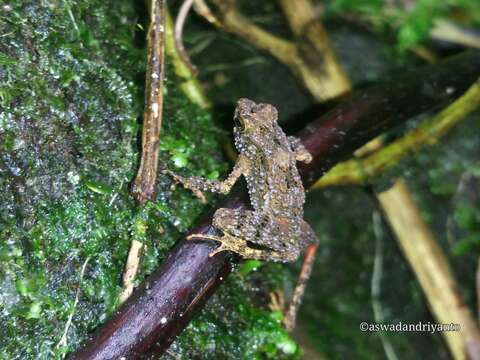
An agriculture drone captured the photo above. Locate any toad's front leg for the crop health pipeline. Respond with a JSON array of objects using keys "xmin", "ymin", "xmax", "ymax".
[{"xmin": 164, "ymin": 154, "xmax": 249, "ymax": 195}]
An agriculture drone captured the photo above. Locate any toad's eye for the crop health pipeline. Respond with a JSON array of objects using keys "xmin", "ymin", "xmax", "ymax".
[{"xmin": 234, "ymin": 116, "xmax": 243, "ymax": 129}]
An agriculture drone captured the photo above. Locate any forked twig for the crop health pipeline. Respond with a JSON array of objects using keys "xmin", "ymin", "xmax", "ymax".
[{"xmin": 193, "ymin": 0, "xmax": 349, "ymax": 101}]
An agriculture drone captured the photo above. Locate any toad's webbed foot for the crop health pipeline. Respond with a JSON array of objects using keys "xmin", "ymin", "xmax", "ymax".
[
  {"xmin": 288, "ymin": 136, "xmax": 312, "ymax": 163},
  {"xmin": 187, "ymin": 232, "xmax": 295, "ymax": 261},
  {"xmin": 186, "ymin": 233, "xmax": 231, "ymax": 257},
  {"xmin": 187, "ymin": 233, "xmax": 256, "ymax": 258}
]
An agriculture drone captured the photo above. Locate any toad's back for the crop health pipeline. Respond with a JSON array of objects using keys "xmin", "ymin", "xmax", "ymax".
[{"xmin": 241, "ymin": 125, "xmax": 306, "ymax": 219}]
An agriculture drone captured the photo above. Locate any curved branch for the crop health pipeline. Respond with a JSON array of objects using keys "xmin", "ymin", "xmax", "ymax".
[
  {"xmin": 208, "ymin": 0, "xmax": 296, "ymax": 63},
  {"xmin": 174, "ymin": 0, "xmax": 198, "ymax": 75},
  {"xmin": 200, "ymin": 0, "xmax": 350, "ymax": 100},
  {"xmin": 165, "ymin": 8, "xmax": 211, "ymax": 109},
  {"xmin": 276, "ymin": 0, "xmax": 351, "ymax": 97}
]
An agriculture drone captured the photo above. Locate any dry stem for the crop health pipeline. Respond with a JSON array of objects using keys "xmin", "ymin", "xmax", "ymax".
[
  {"xmin": 276, "ymin": 0, "xmax": 352, "ymax": 97},
  {"xmin": 431, "ymin": 19, "xmax": 480, "ymax": 50},
  {"xmin": 119, "ymin": 240, "xmax": 144, "ymax": 303},
  {"xmin": 124, "ymin": 0, "xmax": 165, "ymax": 302},
  {"xmin": 193, "ymin": 0, "xmax": 220, "ymax": 26},
  {"xmin": 132, "ymin": 0, "xmax": 166, "ymax": 204},
  {"xmin": 197, "ymin": 0, "xmax": 350, "ymax": 101},
  {"xmin": 165, "ymin": 7, "xmax": 211, "ymax": 108},
  {"xmin": 378, "ymin": 179, "xmax": 480, "ymax": 360}
]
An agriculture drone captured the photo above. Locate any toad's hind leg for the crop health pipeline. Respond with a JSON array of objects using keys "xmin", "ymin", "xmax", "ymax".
[
  {"xmin": 187, "ymin": 232, "xmax": 295, "ymax": 261},
  {"xmin": 187, "ymin": 208, "xmax": 297, "ymax": 261},
  {"xmin": 188, "ymin": 210, "xmax": 319, "ymax": 331}
]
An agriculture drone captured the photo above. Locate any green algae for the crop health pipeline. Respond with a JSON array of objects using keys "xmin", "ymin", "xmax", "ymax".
[{"xmin": 0, "ymin": 1, "xmax": 298, "ymax": 359}]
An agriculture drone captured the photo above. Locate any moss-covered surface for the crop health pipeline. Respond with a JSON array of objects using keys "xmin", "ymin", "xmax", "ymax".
[{"xmin": 168, "ymin": 263, "xmax": 300, "ymax": 359}]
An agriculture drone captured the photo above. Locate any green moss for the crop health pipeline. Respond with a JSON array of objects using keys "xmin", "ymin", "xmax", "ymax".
[
  {"xmin": 171, "ymin": 273, "xmax": 301, "ymax": 360},
  {"xmin": 325, "ymin": 0, "xmax": 480, "ymax": 52},
  {"xmin": 452, "ymin": 201, "xmax": 480, "ymax": 256}
]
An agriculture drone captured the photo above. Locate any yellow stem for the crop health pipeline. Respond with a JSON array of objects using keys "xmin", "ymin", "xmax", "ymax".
[
  {"xmin": 378, "ymin": 179, "xmax": 480, "ymax": 360},
  {"xmin": 313, "ymin": 80, "xmax": 480, "ymax": 189}
]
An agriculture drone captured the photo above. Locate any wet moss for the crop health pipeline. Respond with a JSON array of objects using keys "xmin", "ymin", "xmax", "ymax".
[{"xmin": 169, "ymin": 270, "xmax": 301, "ymax": 360}]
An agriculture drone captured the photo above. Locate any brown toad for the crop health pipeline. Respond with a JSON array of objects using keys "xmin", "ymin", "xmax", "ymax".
[{"xmin": 166, "ymin": 98, "xmax": 318, "ymax": 262}]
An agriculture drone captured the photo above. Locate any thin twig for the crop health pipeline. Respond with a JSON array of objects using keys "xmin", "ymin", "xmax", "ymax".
[
  {"xmin": 125, "ymin": 0, "xmax": 166, "ymax": 303},
  {"xmin": 431, "ymin": 19, "xmax": 480, "ymax": 50},
  {"xmin": 165, "ymin": 8, "xmax": 211, "ymax": 108},
  {"xmin": 174, "ymin": 0, "xmax": 198, "ymax": 75},
  {"xmin": 207, "ymin": 0, "xmax": 295, "ymax": 62},
  {"xmin": 193, "ymin": 0, "xmax": 221, "ymax": 26},
  {"xmin": 132, "ymin": 0, "xmax": 166, "ymax": 204},
  {"xmin": 283, "ymin": 243, "xmax": 318, "ymax": 331},
  {"xmin": 371, "ymin": 211, "xmax": 399, "ymax": 360},
  {"xmin": 56, "ymin": 257, "xmax": 90, "ymax": 357},
  {"xmin": 119, "ymin": 240, "xmax": 144, "ymax": 303}
]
